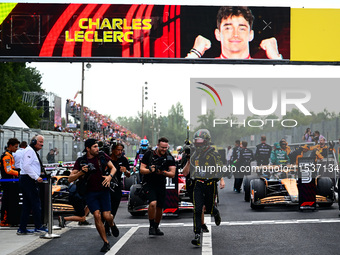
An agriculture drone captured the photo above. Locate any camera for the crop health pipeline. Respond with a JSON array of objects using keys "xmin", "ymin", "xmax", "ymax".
[
  {"xmin": 87, "ymin": 163, "xmax": 96, "ymax": 173},
  {"xmin": 183, "ymin": 142, "xmax": 194, "ymax": 159},
  {"xmin": 108, "ymin": 175, "xmax": 119, "ymax": 191},
  {"xmin": 81, "ymin": 162, "xmax": 96, "ymax": 174},
  {"xmin": 98, "ymin": 141, "xmax": 111, "ymax": 155},
  {"xmin": 329, "ymin": 141, "xmax": 335, "ymax": 150},
  {"xmin": 150, "ymin": 157, "xmax": 167, "ymax": 173}
]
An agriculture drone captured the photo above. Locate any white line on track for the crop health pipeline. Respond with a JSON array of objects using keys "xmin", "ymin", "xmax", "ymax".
[
  {"xmin": 67, "ymin": 218, "xmax": 340, "ymax": 230},
  {"xmin": 107, "ymin": 226, "xmax": 139, "ymax": 255},
  {"xmin": 202, "ymin": 216, "xmax": 212, "ymax": 255},
  {"xmin": 218, "ymin": 218, "xmax": 340, "ymax": 226}
]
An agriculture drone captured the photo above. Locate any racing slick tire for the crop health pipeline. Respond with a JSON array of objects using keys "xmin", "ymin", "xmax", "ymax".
[
  {"xmin": 316, "ymin": 177, "xmax": 334, "ymax": 207},
  {"xmin": 130, "ymin": 211, "xmax": 147, "ymax": 216},
  {"xmin": 135, "ymin": 173, "xmax": 141, "ymax": 184},
  {"xmin": 124, "ymin": 174, "xmax": 137, "ymax": 191},
  {"xmin": 243, "ymin": 176, "xmax": 253, "ymax": 202},
  {"xmin": 128, "ymin": 184, "xmax": 147, "ymax": 216},
  {"xmin": 250, "ymin": 179, "xmax": 266, "ymax": 210}
]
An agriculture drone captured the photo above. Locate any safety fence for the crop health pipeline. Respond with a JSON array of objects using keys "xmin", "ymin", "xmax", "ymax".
[
  {"xmin": 241, "ymin": 118, "xmax": 340, "ymax": 147},
  {"xmin": 0, "ymin": 126, "xmax": 139, "ymax": 164}
]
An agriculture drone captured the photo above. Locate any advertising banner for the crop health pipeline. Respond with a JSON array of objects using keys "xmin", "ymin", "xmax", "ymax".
[{"xmin": 54, "ymin": 95, "xmax": 62, "ymax": 128}]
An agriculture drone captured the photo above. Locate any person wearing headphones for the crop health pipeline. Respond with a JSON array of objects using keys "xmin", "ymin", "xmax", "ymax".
[{"xmin": 17, "ymin": 135, "xmax": 48, "ymax": 235}]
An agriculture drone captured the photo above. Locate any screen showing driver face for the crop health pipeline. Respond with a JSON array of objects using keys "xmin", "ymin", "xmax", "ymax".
[{"xmin": 0, "ymin": 3, "xmax": 290, "ymax": 60}]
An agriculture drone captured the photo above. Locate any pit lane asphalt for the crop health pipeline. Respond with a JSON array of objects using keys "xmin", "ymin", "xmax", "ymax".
[{"xmin": 1, "ymin": 177, "xmax": 340, "ymax": 255}]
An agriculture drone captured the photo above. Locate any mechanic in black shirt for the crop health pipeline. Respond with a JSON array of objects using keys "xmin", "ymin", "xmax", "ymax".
[
  {"xmin": 103, "ymin": 141, "xmax": 131, "ymax": 237},
  {"xmin": 230, "ymin": 140, "xmax": 241, "ymax": 165},
  {"xmin": 230, "ymin": 140, "xmax": 241, "ymax": 192},
  {"xmin": 140, "ymin": 137, "xmax": 176, "ymax": 236},
  {"xmin": 234, "ymin": 141, "xmax": 255, "ymax": 193},
  {"xmin": 255, "ymin": 135, "xmax": 272, "ymax": 166},
  {"xmin": 183, "ymin": 129, "xmax": 224, "ymax": 246}
]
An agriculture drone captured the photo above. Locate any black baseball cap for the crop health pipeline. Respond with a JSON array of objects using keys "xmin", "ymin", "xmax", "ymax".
[{"xmin": 83, "ymin": 138, "xmax": 97, "ymax": 152}]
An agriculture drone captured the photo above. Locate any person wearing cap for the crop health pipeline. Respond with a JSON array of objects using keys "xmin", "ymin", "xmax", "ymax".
[
  {"xmin": 104, "ymin": 142, "xmax": 131, "ymax": 237},
  {"xmin": 230, "ymin": 140, "xmax": 242, "ymax": 189},
  {"xmin": 270, "ymin": 142, "xmax": 290, "ymax": 165},
  {"xmin": 69, "ymin": 139, "xmax": 118, "ymax": 253},
  {"xmin": 280, "ymin": 139, "xmax": 291, "ymax": 156}
]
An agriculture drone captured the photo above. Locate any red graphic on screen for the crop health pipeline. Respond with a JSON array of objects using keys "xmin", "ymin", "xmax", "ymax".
[{"xmin": 39, "ymin": 4, "xmax": 181, "ymax": 58}]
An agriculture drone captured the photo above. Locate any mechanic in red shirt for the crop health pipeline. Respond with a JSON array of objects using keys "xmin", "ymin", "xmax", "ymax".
[
  {"xmin": 69, "ymin": 139, "xmax": 117, "ymax": 253},
  {"xmin": 186, "ymin": 6, "xmax": 282, "ymax": 59}
]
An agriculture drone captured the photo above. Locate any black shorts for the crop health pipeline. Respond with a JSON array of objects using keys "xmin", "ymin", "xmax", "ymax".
[
  {"xmin": 110, "ymin": 187, "xmax": 122, "ymax": 216},
  {"xmin": 69, "ymin": 195, "xmax": 86, "ymax": 217},
  {"xmin": 144, "ymin": 183, "xmax": 166, "ymax": 209}
]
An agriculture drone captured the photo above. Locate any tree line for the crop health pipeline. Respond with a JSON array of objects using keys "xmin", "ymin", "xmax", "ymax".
[
  {"xmin": 194, "ymin": 109, "xmax": 340, "ymax": 147},
  {"xmin": 115, "ymin": 102, "xmax": 188, "ymax": 147},
  {"xmin": 0, "ymin": 63, "xmax": 43, "ymax": 128}
]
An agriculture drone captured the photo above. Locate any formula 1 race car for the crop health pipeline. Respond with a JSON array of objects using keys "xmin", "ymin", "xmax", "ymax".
[
  {"xmin": 121, "ymin": 159, "xmax": 141, "ymax": 196},
  {"xmin": 127, "ymin": 172, "xmax": 193, "ymax": 216},
  {"xmin": 248, "ymin": 164, "xmax": 335, "ymax": 210},
  {"xmin": 51, "ymin": 175, "xmax": 75, "ymax": 212},
  {"xmin": 52, "ymin": 175, "xmax": 69, "ymax": 201}
]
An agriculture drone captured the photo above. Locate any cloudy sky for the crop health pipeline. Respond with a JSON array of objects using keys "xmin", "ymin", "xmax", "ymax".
[
  {"xmin": 23, "ymin": 0, "xmax": 340, "ymax": 123},
  {"xmin": 29, "ymin": 63, "xmax": 340, "ymax": 124}
]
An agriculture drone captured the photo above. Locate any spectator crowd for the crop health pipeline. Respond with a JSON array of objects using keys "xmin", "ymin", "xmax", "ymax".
[{"xmin": 56, "ymin": 99, "xmax": 141, "ymax": 143}]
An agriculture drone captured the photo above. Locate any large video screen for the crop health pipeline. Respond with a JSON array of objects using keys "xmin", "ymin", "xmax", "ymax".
[{"xmin": 0, "ymin": 3, "xmax": 290, "ymax": 60}]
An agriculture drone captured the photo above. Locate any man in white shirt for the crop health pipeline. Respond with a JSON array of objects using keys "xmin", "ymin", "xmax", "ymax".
[
  {"xmin": 13, "ymin": 141, "xmax": 27, "ymax": 169},
  {"xmin": 17, "ymin": 135, "xmax": 48, "ymax": 235}
]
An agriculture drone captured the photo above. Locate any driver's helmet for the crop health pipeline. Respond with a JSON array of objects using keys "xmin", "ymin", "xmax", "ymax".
[
  {"xmin": 140, "ymin": 139, "xmax": 149, "ymax": 150},
  {"xmin": 193, "ymin": 129, "xmax": 211, "ymax": 150},
  {"xmin": 176, "ymin": 146, "xmax": 183, "ymax": 154}
]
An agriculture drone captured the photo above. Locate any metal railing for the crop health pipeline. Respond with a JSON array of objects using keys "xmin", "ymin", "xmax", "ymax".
[{"xmin": 0, "ymin": 126, "xmax": 139, "ymax": 164}]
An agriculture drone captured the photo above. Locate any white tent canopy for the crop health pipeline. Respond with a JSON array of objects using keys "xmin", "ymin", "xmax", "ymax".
[{"xmin": 3, "ymin": 111, "xmax": 29, "ymax": 129}]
